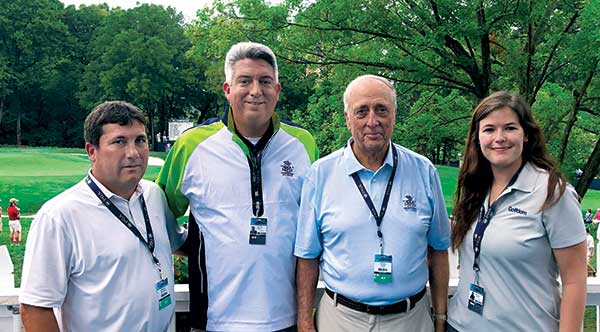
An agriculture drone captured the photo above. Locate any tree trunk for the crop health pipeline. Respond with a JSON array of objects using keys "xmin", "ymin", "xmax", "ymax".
[
  {"xmin": 16, "ymin": 109, "xmax": 21, "ymax": 146},
  {"xmin": 575, "ymin": 133, "xmax": 600, "ymax": 199},
  {"xmin": 0, "ymin": 95, "xmax": 5, "ymax": 127},
  {"xmin": 474, "ymin": 0, "xmax": 491, "ymax": 100},
  {"xmin": 557, "ymin": 59, "xmax": 598, "ymax": 164},
  {"xmin": 147, "ymin": 104, "xmax": 156, "ymax": 150}
]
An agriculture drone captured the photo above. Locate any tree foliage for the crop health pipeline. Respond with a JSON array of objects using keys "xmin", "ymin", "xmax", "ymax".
[{"xmin": 2, "ymin": 0, "xmax": 600, "ymax": 197}]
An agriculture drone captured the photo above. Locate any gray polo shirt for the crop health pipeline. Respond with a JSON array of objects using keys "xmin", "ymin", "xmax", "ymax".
[{"xmin": 448, "ymin": 162, "xmax": 585, "ymax": 331}]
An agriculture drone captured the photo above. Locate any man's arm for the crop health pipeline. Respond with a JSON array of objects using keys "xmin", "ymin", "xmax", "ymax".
[
  {"xmin": 297, "ymin": 257, "xmax": 319, "ymax": 332},
  {"xmin": 20, "ymin": 304, "xmax": 60, "ymax": 332},
  {"xmin": 428, "ymin": 247, "xmax": 449, "ymax": 332}
]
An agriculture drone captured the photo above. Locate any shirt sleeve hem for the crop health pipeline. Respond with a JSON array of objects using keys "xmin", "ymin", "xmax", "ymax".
[
  {"xmin": 429, "ymin": 241, "xmax": 451, "ymax": 251},
  {"xmin": 294, "ymin": 247, "xmax": 321, "ymax": 259},
  {"xmin": 550, "ymin": 234, "xmax": 586, "ymax": 249},
  {"xmin": 18, "ymin": 294, "xmax": 62, "ymax": 308}
]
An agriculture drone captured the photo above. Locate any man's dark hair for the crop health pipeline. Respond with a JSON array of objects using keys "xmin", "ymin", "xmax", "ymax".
[{"xmin": 84, "ymin": 101, "xmax": 146, "ymax": 146}]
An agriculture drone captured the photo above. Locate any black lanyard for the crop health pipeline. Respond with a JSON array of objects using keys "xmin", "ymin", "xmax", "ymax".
[
  {"xmin": 472, "ymin": 204, "xmax": 495, "ymax": 275},
  {"xmin": 85, "ymin": 176, "xmax": 162, "ymax": 274},
  {"xmin": 351, "ymin": 145, "xmax": 398, "ymax": 254},
  {"xmin": 237, "ymin": 122, "xmax": 274, "ymax": 217},
  {"xmin": 471, "ymin": 163, "xmax": 525, "ymax": 280}
]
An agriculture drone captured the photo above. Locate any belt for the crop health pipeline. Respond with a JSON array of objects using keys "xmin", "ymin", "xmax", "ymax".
[{"xmin": 325, "ymin": 287, "xmax": 426, "ymax": 315}]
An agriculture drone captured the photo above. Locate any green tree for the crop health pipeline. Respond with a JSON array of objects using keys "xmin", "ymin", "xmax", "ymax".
[
  {"xmin": 79, "ymin": 4, "xmax": 193, "ymax": 147},
  {"xmin": 0, "ymin": 0, "xmax": 69, "ymax": 145},
  {"xmin": 186, "ymin": 0, "xmax": 318, "ymax": 124}
]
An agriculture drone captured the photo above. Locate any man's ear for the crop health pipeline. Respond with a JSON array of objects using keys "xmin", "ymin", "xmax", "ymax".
[
  {"xmin": 223, "ymin": 81, "xmax": 231, "ymax": 95},
  {"xmin": 85, "ymin": 142, "xmax": 97, "ymax": 163},
  {"xmin": 344, "ymin": 110, "xmax": 351, "ymax": 130}
]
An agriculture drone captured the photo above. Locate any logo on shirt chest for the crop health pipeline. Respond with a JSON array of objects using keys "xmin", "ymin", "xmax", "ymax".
[
  {"xmin": 281, "ymin": 160, "xmax": 294, "ymax": 177},
  {"xmin": 508, "ymin": 206, "xmax": 528, "ymax": 215},
  {"xmin": 403, "ymin": 195, "xmax": 416, "ymax": 210}
]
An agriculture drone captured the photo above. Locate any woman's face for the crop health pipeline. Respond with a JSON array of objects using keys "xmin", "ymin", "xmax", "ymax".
[{"xmin": 478, "ymin": 107, "xmax": 527, "ymax": 175}]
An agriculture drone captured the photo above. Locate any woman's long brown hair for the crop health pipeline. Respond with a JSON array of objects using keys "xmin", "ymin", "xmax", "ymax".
[{"xmin": 451, "ymin": 91, "xmax": 567, "ymax": 250}]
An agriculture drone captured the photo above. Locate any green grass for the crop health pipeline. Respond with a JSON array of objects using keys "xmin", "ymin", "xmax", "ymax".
[
  {"xmin": 437, "ymin": 165, "xmax": 459, "ymax": 212},
  {"xmin": 0, "ymin": 146, "xmax": 161, "ymax": 214}
]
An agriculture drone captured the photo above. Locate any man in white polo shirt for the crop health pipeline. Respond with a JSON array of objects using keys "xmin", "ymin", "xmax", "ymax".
[
  {"xmin": 295, "ymin": 75, "xmax": 450, "ymax": 332},
  {"xmin": 157, "ymin": 42, "xmax": 318, "ymax": 331},
  {"xmin": 19, "ymin": 101, "xmax": 186, "ymax": 332}
]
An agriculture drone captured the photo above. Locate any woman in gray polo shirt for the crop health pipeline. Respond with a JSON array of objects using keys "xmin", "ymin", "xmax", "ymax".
[{"xmin": 447, "ymin": 91, "xmax": 587, "ymax": 331}]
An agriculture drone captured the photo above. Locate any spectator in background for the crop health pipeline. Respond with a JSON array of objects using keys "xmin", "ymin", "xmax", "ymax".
[
  {"xmin": 585, "ymin": 208, "xmax": 593, "ymax": 225},
  {"xmin": 594, "ymin": 208, "xmax": 600, "ymax": 224},
  {"xmin": 587, "ymin": 228, "xmax": 596, "ymax": 277},
  {"xmin": 587, "ymin": 228, "xmax": 595, "ymax": 262},
  {"xmin": 8, "ymin": 198, "xmax": 21, "ymax": 245}
]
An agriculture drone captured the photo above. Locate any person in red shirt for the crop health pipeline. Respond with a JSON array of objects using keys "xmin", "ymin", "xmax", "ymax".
[
  {"xmin": 8, "ymin": 198, "xmax": 21, "ymax": 245},
  {"xmin": 594, "ymin": 208, "xmax": 600, "ymax": 223}
]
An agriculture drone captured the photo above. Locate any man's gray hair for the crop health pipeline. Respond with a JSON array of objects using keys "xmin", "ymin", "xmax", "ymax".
[
  {"xmin": 224, "ymin": 42, "xmax": 278, "ymax": 83},
  {"xmin": 343, "ymin": 75, "xmax": 397, "ymax": 111}
]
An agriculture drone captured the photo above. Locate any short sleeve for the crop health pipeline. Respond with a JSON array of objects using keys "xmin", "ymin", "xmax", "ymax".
[
  {"xmin": 542, "ymin": 184, "xmax": 586, "ymax": 249},
  {"xmin": 19, "ymin": 212, "xmax": 72, "ymax": 308},
  {"xmin": 159, "ymin": 189, "xmax": 187, "ymax": 252},
  {"xmin": 426, "ymin": 166, "xmax": 451, "ymax": 250},
  {"xmin": 294, "ymin": 167, "xmax": 323, "ymax": 259},
  {"xmin": 155, "ymin": 138, "xmax": 192, "ymax": 218}
]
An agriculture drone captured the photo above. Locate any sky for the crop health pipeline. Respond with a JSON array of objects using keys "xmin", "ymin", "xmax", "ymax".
[{"xmin": 60, "ymin": 0, "xmax": 210, "ymax": 21}]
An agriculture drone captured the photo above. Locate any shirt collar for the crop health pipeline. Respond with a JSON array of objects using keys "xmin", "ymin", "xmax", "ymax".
[
  {"xmin": 87, "ymin": 170, "xmax": 143, "ymax": 205},
  {"xmin": 343, "ymin": 138, "xmax": 394, "ymax": 175},
  {"xmin": 507, "ymin": 162, "xmax": 537, "ymax": 193}
]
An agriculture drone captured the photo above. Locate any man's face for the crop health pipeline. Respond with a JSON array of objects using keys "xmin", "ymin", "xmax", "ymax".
[
  {"xmin": 345, "ymin": 78, "xmax": 396, "ymax": 157},
  {"xmin": 223, "ymin": 58, "xmax": 281, "ymax": 136},
  {"xmin": 86, "ymin": 120, "xmax": 149, "ymax": 198}
]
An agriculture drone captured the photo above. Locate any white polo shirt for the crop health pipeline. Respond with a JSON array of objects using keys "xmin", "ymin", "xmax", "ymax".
[
  {"xmin": 157, "ymin": 111, "xmax": 318, "ymax": 331},
  {"xmin": 448, "ymin": 162, "xmax": 585, "ymax": 331},
  {"xmin": 20, "ymin": 173, "xmax": 186, "ymax": 332}
]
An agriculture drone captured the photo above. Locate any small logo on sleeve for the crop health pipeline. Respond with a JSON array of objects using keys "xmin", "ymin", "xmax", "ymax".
[
  {"xmin": 508, "ymin": 206, "xmax": 527, "ymax": 215},
  {"xmin": 403, "ymin": 195, "xmax": 416, "ymax": 210},
  {"xmin": 281, "ymin": 160, "xmax": 294, "ymax": 177}
]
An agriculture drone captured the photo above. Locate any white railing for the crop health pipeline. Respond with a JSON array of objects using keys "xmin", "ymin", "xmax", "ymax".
[{"xmin": 2, "ymin": 278, "xmax": 600, "ymax": 332}]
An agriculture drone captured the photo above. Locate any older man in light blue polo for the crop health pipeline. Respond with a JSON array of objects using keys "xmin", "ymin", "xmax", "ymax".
[{"xmin": 295, "ymin": 75, "xmax": 450, "ymax": 332}]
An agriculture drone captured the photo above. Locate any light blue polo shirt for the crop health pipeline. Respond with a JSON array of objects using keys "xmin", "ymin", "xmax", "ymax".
[{"xmin": 294, "ymin": 140, "xmax": 450, "ymax": 305}]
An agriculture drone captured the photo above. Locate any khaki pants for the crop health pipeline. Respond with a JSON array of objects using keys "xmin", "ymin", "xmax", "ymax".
[{"xmin": 315, "ymin": 292, "xmax": 434, "ymax": 332}]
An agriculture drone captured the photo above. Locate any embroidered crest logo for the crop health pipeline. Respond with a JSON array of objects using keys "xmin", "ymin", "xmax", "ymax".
[
  {"xmin": 403, "ymin": 195, "xmax": 416, "ymax": 210},
  {"xmin": 281, "ymin": 160, "xmax": 294, "ymax": 177}
]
